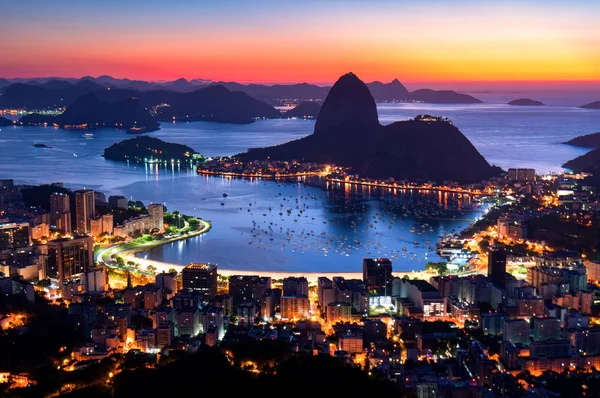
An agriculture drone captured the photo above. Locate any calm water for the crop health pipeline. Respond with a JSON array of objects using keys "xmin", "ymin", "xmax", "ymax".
[{"xmin": 0, "ymin": 103, "xmax": 596, "ymax": 272}]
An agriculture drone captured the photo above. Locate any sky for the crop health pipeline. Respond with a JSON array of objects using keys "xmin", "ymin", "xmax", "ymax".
[{"xmin": 1, "ymin": 0, "xmax": 599, "ymax": 85}]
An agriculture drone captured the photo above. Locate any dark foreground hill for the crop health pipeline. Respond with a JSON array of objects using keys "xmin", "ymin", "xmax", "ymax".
[{"xmin": 238, "ymin": 72, "xmax": 498, "ymax": 183}]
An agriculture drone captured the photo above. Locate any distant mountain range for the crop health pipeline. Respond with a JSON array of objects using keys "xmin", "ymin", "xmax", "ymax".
[
  {"xmin": 238, "ymin": 72, "xmax": 500, "ymax": 183},
  {"xmin": 19, "ymin": 93, "xmax": 160, "ymax": 132},
  {"xmin": 0, "ymin": 75, "xmax": 482, "ymax": 104}
]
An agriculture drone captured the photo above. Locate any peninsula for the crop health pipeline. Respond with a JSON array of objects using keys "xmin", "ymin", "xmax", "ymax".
[
  {"xmin": 103, "ymin": 135, "xmax": 202, "ymax": 163},
  {"xmin": 237, "ymin": 72, "xmax": 498, "ymax": 183},
  {"xmin": 282, "ymin": 101, "xmax": 321, "ymax": 118},
  {"xmin": 580, "ymin": 100, "xmax": 600, "ymax": 110},
  {"xmin": 564, "ymin": 132, "xmax": 600, "ymax": 148}
]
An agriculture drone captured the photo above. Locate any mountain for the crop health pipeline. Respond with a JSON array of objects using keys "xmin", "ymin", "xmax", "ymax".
[
  {"xmin": 237, "ymin": 72, "xmax": 497, "ymax": 183},
  {"xmin": 161, "ymin": 78, "xmax": 205, "ymax": 92},
  {"xmin": 0, "ymin": 116, "xmax": 13, "ymax": 127},
  {"xmin": 283, "ymin": 102, "xmax": 321, "ymax": 118},
  {"xmin": 314, "ymin": 73, "xmax": 379, "ymax": 135},
  {"xmin": 150, "ymin": 85, "xmax": 280, "ymax": 123},
  {"xmin": 367, "ymin": 79, "xmax": 410, "ymax": 101},
  {"xmin": 20, "ymin": 93, "xmax": 159, "ymax": 131},
  {"xmin": 42, "ymin": 79, "xmax": 74, "ymax": 90},
  {"xmin": 0, "ymin": 78, "xmax": 10, "ymax": 88},
  {"xmin": 580, "ymin": 101, "xmax": 600, "ymax": 110},
  {"xmin": 508, "ymin": 98, "xmax": 544, "ymax": 106},
  {"xmin": 103, "ymin": 136, "xmax": 199, "ymax": 163},
  {"xmin": 409, "ymin": 89, "xmax": 482, "ymax": 104},
  {"xmin": 564, "ymin": 132, "xmax": 600, "ymax": 148},
  {"xmin": 2, "ymin": 81, "xmax": 279, "ymax": 124},
  {"xmin": 563, "ymin": 148, "xmax": 600, "ymax": 188},
  {"xmin": 211, "ymin": 82, "xmax": 330, "ymax": 104}
]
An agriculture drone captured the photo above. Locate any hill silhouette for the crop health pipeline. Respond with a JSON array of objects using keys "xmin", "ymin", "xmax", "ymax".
[
  {"xmin": 0, "ymin": 116, "xmax": 13, "ymax": 127},
  {"xmin": 19, "ymin": 94, "xmax": 159, "ymax": 131},
  {"xmin": 564, "ymin": 132, "xmax": 600, "ymax": 148},
  {"xmin": 283, "ymin": 102, "xmax": 321, "ymax": 118},
  {"xmin": 508, "ymin": 98, "xmax": 544, "ymax": 106},
  {"xmin": 238, "ymin": 73, "xmax": 497, "ymax": 183},
  {"xmin": 104, "ymin": 136, "xmax": 198, "ymax": 162},
  {"xmin": 3, "ymin": 82, "xmax": 278, "ymax": 125},
  {"xmin": 580, "ymin": 101, "xmax": 600, "ymax": 110},
  {"xmin": 409, "ymin": 89, "xmax": 481, "ymax": 104}
]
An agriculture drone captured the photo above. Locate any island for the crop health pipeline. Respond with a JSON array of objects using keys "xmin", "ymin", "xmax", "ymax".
[
  {"xmin": 507, "ymin": 98, "xmax": 545, "ymax": 106},
  {"xmin": 103, "ymin": 135, "xmax": 203, "ymax": 164},
  {"xmin": 237, "ymin": 72, "xmax": 499, "ymax": 183},
  {"xmin": 408, "ymin": 89, "xmax": 482, "ymax": 104},
  {"xmin": 563, "ymin": 132, "xmax": 600, "ymax": 148},
  {"xmin": 282, "ymin": 101, "xmax": 321, "ymax": 118},
  {"xmin": 580, "ymin": 100, "xmax": 600, "ymax": 110},
  {"xmin": 0, "ymin": 116, "xmax": 13, "ymax": 126}
]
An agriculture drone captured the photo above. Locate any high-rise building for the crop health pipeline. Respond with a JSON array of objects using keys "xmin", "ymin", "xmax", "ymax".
[
  {"xmin": 102, "ymin": 214, "xmax": 114, "ymax": 235},
  {"xmin": 0, "ymin": 222, "xmax": 31, "ymax": 250},
  {"xmin": 363, "ymin": 258, "xmax": 393, "ymax": 297},
  {"xmin": 488, "ymin": 248, "xmax": 507, "ymax": 288},
  {"xmin": 147, "ymin": 203, "xmax": 164, "ymax": 233},
  {"xmin": 280, "ymin": 295, "xmax": 310, "ymax": 320},
  {"xmin": 503, "ymin": 319, "xmax": 531, "ymax": 347},
  {"xmin": 75, "ymin": 189, "xmax": 95, "ymax": 235},
  {"xmin": 508, "ymin": 168, "xmax": 536, "ymax": 182},
  {"xmin": 50, "ymin": 192, "xmax": 70, "ymax": 224},
  {"xmin": 282, "ymin": 276, "xmax": 308, "ymax": 296},
  {"xmin": 181, "ymin": 263, "xmax": 217, "ymax": 300},
  {"xmin": 57, "ymin": 212, "xmax": 72, "ymax": 235},
  {"xmin": 31, "ymin": 223, "xmax": 50, "ymax": 241},
  {"xmin": 108, "ymin": 195, "xmax": 129, "ymax": 209},
  {"xmin": 90, "ymin": 217, "xmax": 103, "ymax": 237},
  {"xmin": 228, "ymin": 275, "xmax": 271, "ymax": 305},
  {"xmin": 46, "ymin": 236, "xmax": 94, "ymax": 284}
]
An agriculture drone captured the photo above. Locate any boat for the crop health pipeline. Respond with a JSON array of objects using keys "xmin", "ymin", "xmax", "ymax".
[
  {"xmin": 82, "ymin": 133, "xmax": 94, "ymax": 139},
  {"xmin": 223, "ymin": 193, "xmax": 228, "ymax": 198},
  {"xmin": 32, "ymin": 143, "xmax": 50, "ymax": 148}
]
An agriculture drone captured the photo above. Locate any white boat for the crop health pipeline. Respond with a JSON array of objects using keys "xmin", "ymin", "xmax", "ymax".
[{"xmin": 82, "ymin": 133, "xmax": 94, "ymax": 138}]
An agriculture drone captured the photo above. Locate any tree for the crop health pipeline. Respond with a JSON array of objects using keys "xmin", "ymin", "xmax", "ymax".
[
  {"xmin": 168, "ymin": 268, "xmax": 177, "ymax": 275},
  {"xmin": 147, "ymin": 265, "xmax": 157, "ymax": 273}
]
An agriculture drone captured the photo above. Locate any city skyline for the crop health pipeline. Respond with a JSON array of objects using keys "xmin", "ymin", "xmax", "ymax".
[{"xmin": 2, "ymin": 0, "xmax": 599, "ymax": 85}]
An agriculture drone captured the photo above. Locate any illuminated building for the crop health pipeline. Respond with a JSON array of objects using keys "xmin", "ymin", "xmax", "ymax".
[
  {"xmin": 75, "ymin": 189, "xmax": 95, "ymax": 234},
  {"xmin": 395, "ymin": 278, "xmax": 446, "ymax": 320},
  {"xmin": 317, "ymin": 276, "xmax": 335, "ymax": 308},
  {"xmin": 50, "ymin": 192, "xmax": 70, "ymax": 223},
  {"xmin": 156, "ymin": 271, "xmax": 178, "ymax": 296},
  {"xmin": 260, "ymin": 288, "xmax": 281, "ymax": 320},
  {"xmin": 508, "ymin": 168, "xmax": 536, "ymax": 182},
  {"xmin": 202, "ymin": 306, "xmax": 224, "ymax": 340},
  {"xmin": 181, "ymin": 263, "xmax": 217, "ymax": 300},
  {"xmin": 280, "ymin": 295, "xmax": 310, "ymax": 320},
  {"xmin": 57, "ymin": 212, "xmax": 72, "ymax": 235},
  {"xmin": 176, "ymin": 308, "xmax": 201, "ymax": 337},
  {"xmin": 83, "ymin": 267, "xmax": 107, "ymax": 293},
  {"xmin": 503, "ymin": 319, "xmax": 530, "ymax": 347},
  {"xmin": 46, "ymin": 236, "xmax": 94, "ymax": 284},
  {"xmin": 31, "ymin": 223, "xmax": 49, "ymax": 241},
  {"xmin": 147, "ymin": 203, "xmax": 164, "ymax": 232},
  {"xmin": 90, "ymin": 217, "xmax": 103, "ymax": 237},
  {"xmin": 228, "ymin": 275, "xmax": 271, "ymax": 305},
  {"xmin": 326, "ymin": 302, "xmax": 352, "ymax": 323},
  {"xmin": 0, "ymin": 222, "xmax": 31, "ymax": 250},
  {"xmin": 282, "ymin": 276, "xmax": 308, "ymax": 296},
  {"xmin": 102, "ymin": 214, "xmax": 113, "ymax": 235},
  {"xmin": 363, "ymin": 258, "xmax": 392, "ymax": 297}
]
